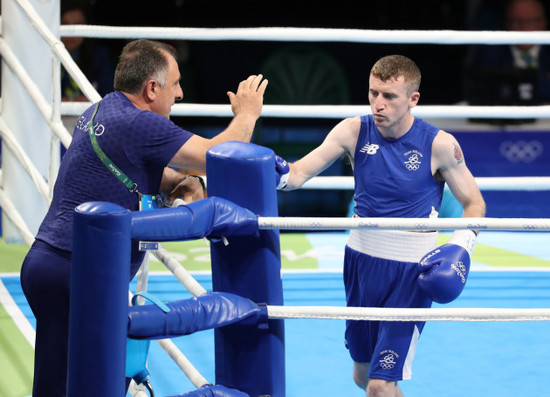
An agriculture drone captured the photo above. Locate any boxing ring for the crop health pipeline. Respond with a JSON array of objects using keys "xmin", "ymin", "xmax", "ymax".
[
  {"xmin": 70, "ymin": 142, "xmax": 550, "ymax": 397},
  {"xmin": 0, "ymin": 0, "xmax": 550, "ymax": 396}
]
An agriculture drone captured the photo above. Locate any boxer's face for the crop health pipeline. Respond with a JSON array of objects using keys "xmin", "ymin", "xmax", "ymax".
[{"xmin": 368, "ymin": 74, "xmax": 419, "ymax": 133}]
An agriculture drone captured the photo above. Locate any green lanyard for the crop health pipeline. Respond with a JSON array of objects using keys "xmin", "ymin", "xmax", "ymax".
[{"xmin": 88, "ymin": 102, "xmax": 140, "ymax": 195}]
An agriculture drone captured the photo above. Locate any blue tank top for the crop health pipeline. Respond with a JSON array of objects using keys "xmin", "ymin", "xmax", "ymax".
[
  {"xmin": 352, "ymin": 115, "xmax": 444, "ymax": 218},
  {"xmin": 36, "ymin": 91, "xmax": 192, "ymax": 257}
]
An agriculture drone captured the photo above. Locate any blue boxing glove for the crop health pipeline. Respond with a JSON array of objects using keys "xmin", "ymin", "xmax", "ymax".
[
  {"xmin": 275, "ymin": 155, "xmax": 290, "ymax": 190},
  {"xmin": 418, "ymin": 230, "xmax": 477, "ymax": 304}
]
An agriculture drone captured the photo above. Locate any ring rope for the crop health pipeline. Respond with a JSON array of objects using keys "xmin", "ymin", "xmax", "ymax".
[
  {"xmin": 155, "ymin": 338, "xmax": 210, "ymax": 389},
  {"xmin": 261, "ymin": 104, "xmax": 550, "ymax": 119},
  {"xmin": 60, "ymin": 102, "xmax": 550, "ymax": 119},
  {"xmin": 12, "ymin": 0, "xmax": 101, "ymax": 103},
  {"xmin": 57, "ymin": 24, "xmax": 550, "ymax": 119},
  {"xmin": 178, "ymin": 176, "xmax": 550, "ymax": 192},
  {"xmin": 266, "ymin": 305, "xmax": 550, "ymax": 322},
  {"xmin": 128, "ymin": 290, "xmax": 210, "ymax": 389},
  {"xmin": 0, "ymin": 38, "xmax": 73, "ymax": 150},
  {"xmin": 0, "ymin": 117, "xmax": 50, "ymax": 202},
  {"xmin": 299, "ymin": 176, "xmax": 550, "ymax": 191},
  {"xmin": 60, "ymin": 25, "xmax": 550, "ymax": 45},
  {"xmin": 8, "ymin": 6, "xmax": 548, "ymax": 393},
  {"xmin": 0, "ymin": 0, "xmax": 99, "ymax": 243},
  {"xmin": 152, "ymin": 245, "xmax": 208, "ymax": 297},
  {"xmin": 0, "ymin": 188, "xmax": 34, "ymax": 246},
  {"xmin": 258, "ymin": 216, "xmax": 550, "ymax": 231},
  {"xmin": 132, "ymin": 245, "xmax": 209, "ymax": 389}
]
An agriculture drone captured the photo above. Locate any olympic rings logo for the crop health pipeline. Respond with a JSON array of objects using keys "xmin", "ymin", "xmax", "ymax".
[
  {"xmin": 500, "ymin": 140, "xmax": 543, "ymax": 163},
  {"xmin": 358, "ymin": 221, "xmax": 380, "ymax": 229},
  {"xmin": 467, "ymin": 224, "xmax": 488, "ymax": 230},
  {"xmin": 379, "ymin": 353, "xmax": 397, "ymax": 370},
  {"xmin": 404, "ymin": 153, "xmax": 421, "ymax": 171}
]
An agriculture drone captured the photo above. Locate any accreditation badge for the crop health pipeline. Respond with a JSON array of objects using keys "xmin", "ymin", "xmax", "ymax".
[{"xmin": 138, "ymin": 194, "xmax": 161, "ymax": 251}]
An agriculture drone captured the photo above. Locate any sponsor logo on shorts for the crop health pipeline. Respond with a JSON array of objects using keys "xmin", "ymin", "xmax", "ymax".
[{"xmin": 379, "ymin": 350, "xmax": 399, "ymax": 370}]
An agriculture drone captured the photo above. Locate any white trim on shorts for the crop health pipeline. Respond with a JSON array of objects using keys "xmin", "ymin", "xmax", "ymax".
[
  {"xmin": 402, "ymin": 324, "xmax": 420, "ymax": 380},
  {"xmin": 347, "ymin": 229, "xmax": 438, "ymax": 263}
]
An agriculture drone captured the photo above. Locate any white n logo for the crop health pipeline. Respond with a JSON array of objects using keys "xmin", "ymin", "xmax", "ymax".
[{"xmin": 360, "ymin": 143, "xmax": 379, "ymax": 155}]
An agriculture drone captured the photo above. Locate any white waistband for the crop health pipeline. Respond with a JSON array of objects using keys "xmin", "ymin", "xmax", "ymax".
[{"xmin": 347, "ymin": 229, "xmax": 438, "ymax": 262}]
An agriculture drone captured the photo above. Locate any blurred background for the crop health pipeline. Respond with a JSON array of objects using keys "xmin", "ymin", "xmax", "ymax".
[{"xmin": 60, "ymin": 0, "xmax": 550, "ymax": 218}]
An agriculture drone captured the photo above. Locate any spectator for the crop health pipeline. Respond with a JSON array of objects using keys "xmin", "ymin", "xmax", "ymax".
[
  {"xmin": 60, "ymin": 0, "xmax": 114, "ymax": 101},
  {"xmin": 463, "ymin": 0, "xmax": 550, "ymax": 106}
]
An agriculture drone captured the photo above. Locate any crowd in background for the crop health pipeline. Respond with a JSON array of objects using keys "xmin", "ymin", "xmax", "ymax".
[
  {"xmin": 58, "ymin": 0, "xmax": 550, "ymax": 219},
  {"xmin": 62, "ymin": 0, "xmax": 549, "ymax": 106}
]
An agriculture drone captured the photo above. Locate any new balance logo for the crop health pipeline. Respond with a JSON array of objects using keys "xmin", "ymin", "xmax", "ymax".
[{"xmin": 360, "ymin": 143, "xmax": 379, "ymax": 155}]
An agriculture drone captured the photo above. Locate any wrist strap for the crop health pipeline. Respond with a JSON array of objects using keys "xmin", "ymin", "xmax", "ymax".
[
  {"xmin": 184, "ymin": 174, "xmax": 206, "ymax": 191},
  {"xmin": 448, "ymin": 229, "xmax": 477, "ymax": 258}
]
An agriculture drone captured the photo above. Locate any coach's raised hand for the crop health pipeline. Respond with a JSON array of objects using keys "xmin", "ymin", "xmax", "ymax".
[
  {"xmin": 169, "ymin": 74, "xmax": 268, "ymax": 173},
  {"xmin": 227, "ymin": 74, "xmax": 268, "ymax": 122}
]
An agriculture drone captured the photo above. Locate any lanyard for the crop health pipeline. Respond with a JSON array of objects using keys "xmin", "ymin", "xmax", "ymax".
[
  {"xmin": 88, "ymin": 102, "xmax": 140, "ymax": 195},
  {"xmin": 88, "ymin": 102, "xmax": 161, "ymax": 251}
]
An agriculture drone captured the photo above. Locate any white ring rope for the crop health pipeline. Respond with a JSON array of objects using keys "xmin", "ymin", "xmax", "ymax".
[
  {"xmin": 300, "ymin": 176, "xmax": 550, "ymax": 191},
  {"xmin": 155, "ymin": 338, "xmax": 210, "ymax": 389},
  {"xmin": 0, "ymin": 118, "xmax": 50, "ymax": 202},
  {"xmin": 260, "ymin": 104, "xmax": 550, "ymax": 119},
  {"xmin": 0, "ymin": 188, "xmax": 35, "ymax": 246},
  {"xmin": 128, "ymin": 290, "xmax": 210, "ymax": 390},
  {"xmin": 60, "ymin": 101, "xmax": 550, "ymax": 120},
  {"xmin": 186, "ymin": 176, "xmax": 550, "ymax": 192},
  {"xmin": 258, "ymin": 216, "xmax": 550, "ymax": 231},
  {"xmin": 60, "ymin": 25, "xmax": 550, "ymax": 45},
  {"xmin": 152, "ymin": 244, "xmax": 208, "ymax": 297},
  {"xmin": 57, "ymin": 24, "xmax": 550, "ymax": 119},
  {"xmin": 266, "ymin": 305, "xmax": 550, "ymax": 322},
  {"xmin": 2, "ymin": 8, "xmax": 546, "ymax": 396},
  {"xmin": 0, "ymin": 38, "xmax": 73, "ymax": 150},
  {"xmin": 10, "ymin": 7, "xmax": 550, "ymax": 388},
  {"xmin": 131, "ymin": 244, "xmax": 209, "ymax": 390},
  {"xmin": 12, "ymin": 0, "xmax": 101, "ymax": 103}
]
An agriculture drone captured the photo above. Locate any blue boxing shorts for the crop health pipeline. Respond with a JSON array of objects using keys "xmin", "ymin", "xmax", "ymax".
[{"xmin": 343, "ymin": 230, "xmax": 435, "ymax": 381}]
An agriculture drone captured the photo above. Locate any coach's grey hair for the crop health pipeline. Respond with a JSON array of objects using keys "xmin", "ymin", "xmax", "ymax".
[{"xmin": 114, "ymin": 39, "xmax": 178, "ymax": 94}]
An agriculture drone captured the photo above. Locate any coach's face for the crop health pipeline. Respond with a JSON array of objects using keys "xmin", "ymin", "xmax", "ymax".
[{"xmin": 152, "ymin": 55, "xmax": 184, "ymax": 118}]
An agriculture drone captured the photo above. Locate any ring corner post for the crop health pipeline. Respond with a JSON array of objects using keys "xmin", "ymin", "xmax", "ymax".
[
  {"xmin": 207, "ymin": 141, "xmax": 285, "ymax": 397},
  {"xmin": 67, "ymin": 201, "xmax": 132, "ymax": 397}
]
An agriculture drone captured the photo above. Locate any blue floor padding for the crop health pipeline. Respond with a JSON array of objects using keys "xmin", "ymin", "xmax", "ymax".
[
  {"xmin": 4, "ymin": 271, "xmax": 550, "ymax": 397},
  {"xmin": 129, "ymin": 271, "xmax": 550, "ymax": 397}
]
